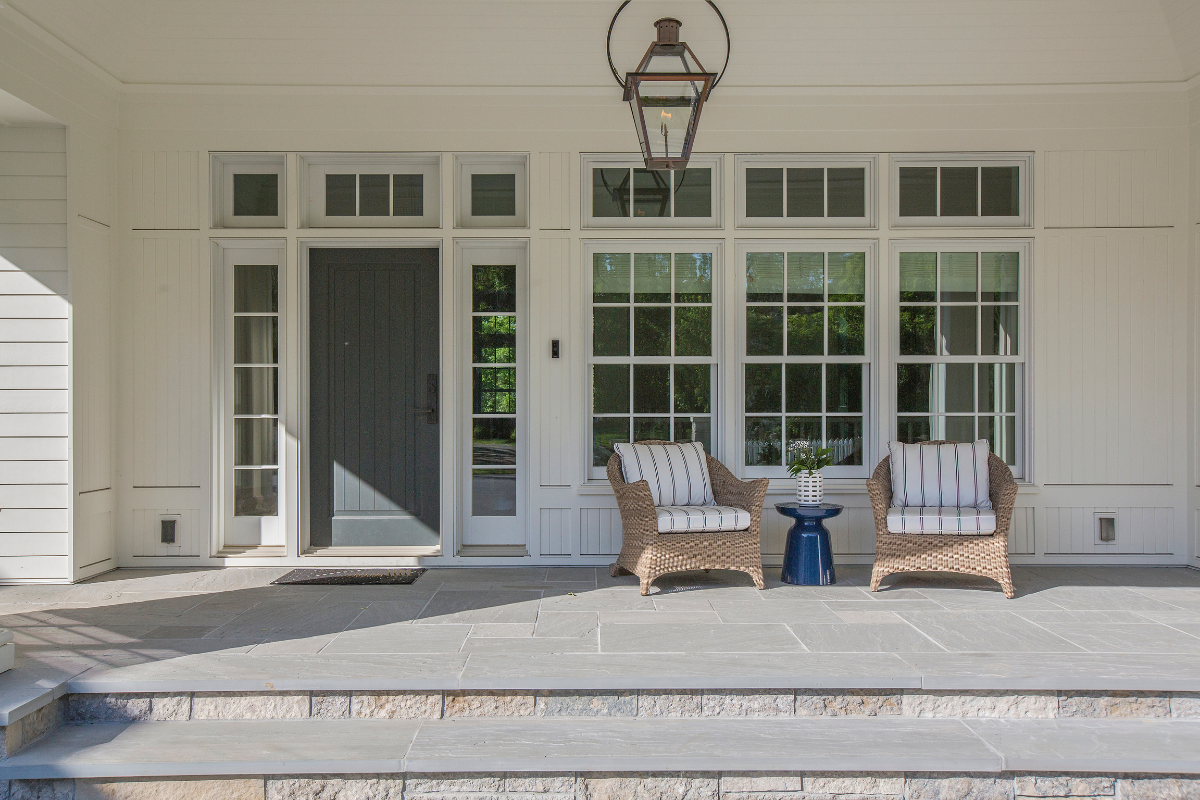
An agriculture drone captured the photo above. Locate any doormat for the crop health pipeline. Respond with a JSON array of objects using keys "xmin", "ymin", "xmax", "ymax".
[{"xmin": 272, "ymin": 568, "xmax": 426, "ymax": 586}]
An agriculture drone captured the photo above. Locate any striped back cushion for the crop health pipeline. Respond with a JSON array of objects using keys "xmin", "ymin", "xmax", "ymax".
[
  {"xmin": 614, "ymin": 441, "xmax": 715, "ymax": 507},
  {"xmin": 887, "ymin": 440, "xmax": 993, "ymax": 510}
]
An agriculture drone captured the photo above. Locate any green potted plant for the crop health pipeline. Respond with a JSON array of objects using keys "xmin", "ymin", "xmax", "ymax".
[{"xmin": 787, "ymin": 441, "xmax": 834, "ymax": 506}]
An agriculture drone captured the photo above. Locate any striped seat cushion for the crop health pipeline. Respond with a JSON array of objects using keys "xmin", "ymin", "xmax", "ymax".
[
  {"xmin": 886, "ymin": 507, "xmax": 997, "ymax": 534},
  {"xmin": 887, "ymin": 440, "xmax": 993, "ymax": 510},
  {"xmin": 656, "ymin": 505, "xmax": 752, "ymax": 533},
  {"xmin": 614, "ymin": 441, "xmax": 715, "ymax": 507}
]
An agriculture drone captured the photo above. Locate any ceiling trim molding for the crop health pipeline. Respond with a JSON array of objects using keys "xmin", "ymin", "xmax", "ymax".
[
  {"xmin": 0, "ymin": 5, "xmax": 121, "ymax": 91},
  {"xmin": 115, "ymin": 80, "xmax": 1192, "ymax": 99}
]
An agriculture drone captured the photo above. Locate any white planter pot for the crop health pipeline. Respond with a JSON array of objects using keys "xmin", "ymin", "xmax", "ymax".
[{"xmin": 796, "ymin": 472, "xmax": 823, "ymax": 506}]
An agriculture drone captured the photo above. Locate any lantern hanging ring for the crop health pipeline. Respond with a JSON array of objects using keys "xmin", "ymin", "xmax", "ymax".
[{"xmin": 606, "ymin": 0, "xmax": 730, "ymax": 91}]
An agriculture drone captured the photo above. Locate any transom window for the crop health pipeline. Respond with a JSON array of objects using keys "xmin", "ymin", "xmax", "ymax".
[
  {"xmin": 737, "ymin": 155, "xmax": 876, "ymax": 228},
  {"xmin": 211, "ymin": 153, "xmax": 286, "ymax": 228},
  {"xmin": 891, "ymin": 153, "xmax": 1031, "ymax": 228},
  {"xmin": 587, "ymin": 242, "xmax": 719, "ymax": 477},
  {"xmin": 300, "ymin": 154, "xmax": 440, "ymax": 227},
  {"xmin": 455, "ymin": 153, "xmax": 529, "ymax": 228},
  {"xmin": 583, "ymin": 156, "xmax": 722, "ymax": 228},
  {"xmin": 740, "ymin": 242, "xmax": 874, "ymax": 477},
  {"xmin": 895, "ymin": 241, "xmax": 1028, "ymax": 474}
]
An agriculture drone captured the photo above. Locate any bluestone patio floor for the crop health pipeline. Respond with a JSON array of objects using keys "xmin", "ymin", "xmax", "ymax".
[{"xmin": 3, "ymin": 564, "xmax": 1200, "ymax": 719}]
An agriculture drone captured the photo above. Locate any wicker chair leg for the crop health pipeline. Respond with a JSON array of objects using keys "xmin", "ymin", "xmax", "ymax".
[
  {"xmin": 639, "ymin": 577, "xmax": 653, "ymax": 596},
  {"xmin": 869, "ymin": 564, "xmax": 888, "ymax": 592},
  {"xmin": 610, "ymin": 563, "xmax": 631, "ymax": 578},
  {"xmin": 997, "ymin": 567, "xmax": 1016, "ymax": 599},
  {"xmin": 747, "ymin": 565, "xmax": 765, "ymax": 590}
]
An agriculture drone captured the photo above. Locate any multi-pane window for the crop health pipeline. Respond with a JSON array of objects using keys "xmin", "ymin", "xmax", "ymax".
[
  {"xmin": 455, "ymin": 154, "xmax": 528, "ymax": 228},
  {"xmin": 741, "ymin": 243, "xmax": 873, "ymax": 477},
  {"xmin": 895, "ymin": 243, "xmax": 1026, "ymax": 472},
  {"xmin": 891, "ymin": 154, "xmax": 1031, "ymax": 227},
  {"xmin": 232, "ymin": 264, "xmax": 280, "ymax": 516},
  {"xmin": 325, "ymin": 173, "xmax": 424, "ymax": 217},
  {"xmin": 211, "ymin": 153, "xmax": 286, "ymax": 228},
  {"xmin": 589, "ymin": 244, "xmax": 717, "ymax": 475},
  {"xmin": 737, "ymin": 156, "xmax": 876, "ymax": 228},
  {"xmin": 471, "ymin": 264, "xmax": 518, "ymax": 516},
  {"xmin": 584, "ymin": 156, "xmax": 722, "ymax": 227},
  {"xmin": 300, "ymin": 154, "xmax": 440, "ymax": 227}
]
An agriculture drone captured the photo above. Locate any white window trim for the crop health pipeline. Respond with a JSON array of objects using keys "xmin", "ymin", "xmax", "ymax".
[
  {"xmin": 889, "ymin": 238, "xmax": 1032, "ymax": 481},
  {"xmin": 454, "ymin": 153, "xmax": 529, "ymax": 228},
  {"xmin": 210, "ymin": 153, "xmax": 286, "ymax": 229},
  {"xmin": 298, "ymin": 152, "xmax": 441, "ymax": 228},
  {"xmin": 583, "ymin": 239, "xmax": 725, "ymax": 483},
  {"xmin": 455, "ymin": 238, "xmax": 529, "ymax": 550},
  {"xmin": 735, "ymin": 239, "xmax": 878, "ymax": 480},
  {"xmin": 735, "ymin": 154, "xmax": 877, "ymax": 229},
  {"xmin": 211, "ymin": 239, "xmax": 289, "ymax": 556},
  {"xmin": 581, "ymin": 154, "xmax": 724, "ymax": 229},
  {"xmin": 889, "ymin": 152, "xmax": 1033, "ymax": 229}
]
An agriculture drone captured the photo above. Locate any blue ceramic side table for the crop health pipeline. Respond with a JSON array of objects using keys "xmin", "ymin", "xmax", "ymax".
[{"xmin": 775, "ymin": 502, "xmax": 843, "ymax": 586}]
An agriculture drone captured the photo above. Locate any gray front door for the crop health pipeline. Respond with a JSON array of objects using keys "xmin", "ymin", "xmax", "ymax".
[{"xmin": 309, "ymin": 247, "xmax": 440, "ymax": 548}]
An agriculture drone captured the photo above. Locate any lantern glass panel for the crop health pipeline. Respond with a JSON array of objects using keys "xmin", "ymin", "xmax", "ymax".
[{"xmin": 633, "ymin": 80, "xmax": 702, "ymax": 162}]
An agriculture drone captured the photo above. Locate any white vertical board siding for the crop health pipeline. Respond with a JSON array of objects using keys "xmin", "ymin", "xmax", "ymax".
[
  {"xmin": 125, "ymin": 236, "xmax": 208, "ymax": 488},
  {"xmin": 1009, "ymin": 506, "xmax": 1035, "ymax": 555},
  {"xmin": 579, "ymin": 507, "xmax": 621, "ymax": 556},
  {"xmin": 0, "ymin": 127, "xmax": 69, "ymax": 580},
  {"xmin": 536, "ymin": 152, "xmax": 571, "ymax": 231},
  {"xmin": 539, "ymin": 508, "xmax": 571, "ymax": 556},
  {"xmin": 129, "ymin": 507, "xmax": 201, "ymax": 558},
  {"xmin": 1044, "ymin": 506, "xmax": 1173, "ymax": 555},
  {"xmin": 128, "ymin": 151, "xmax": 199, "ymax": 230},
  {"xmin": 1040, "ymin": 232, "xmax": 1174, "ymax": 485},
  {"xmin": 1044, "ymin": 150, "xmax": 1172, "ymax": 228},
  {"xmin": 534, "ymin": 237, "xmax": 573, "ymax": 487},
  {"xmin": 72, "ymin": 219, "xmax": 117, "ymax": 575}
]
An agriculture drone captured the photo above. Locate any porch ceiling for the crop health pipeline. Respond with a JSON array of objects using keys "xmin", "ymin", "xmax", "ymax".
[{"xmin": 1, "ymin": 0, "xmax": 1194, "ymax": 90}]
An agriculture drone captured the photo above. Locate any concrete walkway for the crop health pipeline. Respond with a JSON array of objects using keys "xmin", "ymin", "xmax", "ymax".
[{"xmin": 2, "ymin": 565, "xmax": 1200, "ymax": 720}]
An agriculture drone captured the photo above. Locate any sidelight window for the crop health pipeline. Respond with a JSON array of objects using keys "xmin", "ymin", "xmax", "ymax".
[
  {"xmin": 471, "ymin": 264, "xmax": 519, "ymax": 516},
  {"xmin": 215, "ymin": 242, "xmax": 287, "ymax": 551}
]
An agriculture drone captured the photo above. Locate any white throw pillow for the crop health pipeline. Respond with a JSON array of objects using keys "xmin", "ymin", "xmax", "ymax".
[
  {"xmin": 614, "ymin": 441, "xmax": 716, "ymax": 507},
  {"xmin": 887, "ymin": 440, "xmax": 992, "ymax": 510}
]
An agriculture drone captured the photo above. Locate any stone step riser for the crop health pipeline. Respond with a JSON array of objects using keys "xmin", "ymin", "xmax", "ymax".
[
  {"xmin": 60, "ymin": 688, "xmax": 1200, "ymax": 724},
  {"xmin": 5, "ymin": 772, "xmax": 1198, "ymax": 800}
]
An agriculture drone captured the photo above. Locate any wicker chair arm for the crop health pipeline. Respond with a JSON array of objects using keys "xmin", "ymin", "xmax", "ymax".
[
  {"xmin": 707, "ymin": 456, "xmax": 769, "ymax": 524},
  {"xmin": 988, "ymin": 453, "xmax": 1018, "ymax": 541},
  {"xmin": 866, "ymin": 456, "xmax": 893, "ymax": 533}
]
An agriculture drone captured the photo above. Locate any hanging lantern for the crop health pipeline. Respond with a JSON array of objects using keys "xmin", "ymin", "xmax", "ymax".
[{"xmin": 622, "ymin": 18, "xmax": 717, "ymax": 171}]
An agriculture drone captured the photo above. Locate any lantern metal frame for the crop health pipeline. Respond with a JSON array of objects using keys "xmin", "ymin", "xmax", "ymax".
[{"xmin": 606, "ymin": 2, "xmax": 730, "ymax": 170}]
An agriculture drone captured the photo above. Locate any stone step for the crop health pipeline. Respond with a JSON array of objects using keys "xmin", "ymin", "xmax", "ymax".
[{"xmin": 3, "ymin": 715, "xmax": 1200, "ymax": 780}]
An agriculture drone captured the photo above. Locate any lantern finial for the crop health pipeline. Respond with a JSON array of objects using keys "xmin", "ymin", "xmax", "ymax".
[{"xmin": 654, "ymin": 18, "xmax": 681, "ymax": 45}]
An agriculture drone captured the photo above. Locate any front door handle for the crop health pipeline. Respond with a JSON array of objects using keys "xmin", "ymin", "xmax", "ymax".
[{"xmin": 419, "ymin": 373, "xmax": 438, "ymax": 425}]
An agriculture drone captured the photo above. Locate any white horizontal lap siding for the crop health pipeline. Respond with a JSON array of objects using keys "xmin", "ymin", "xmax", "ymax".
[{"xmin": 0, "ymin": 127, "xmax": 69, "ymax": 581}]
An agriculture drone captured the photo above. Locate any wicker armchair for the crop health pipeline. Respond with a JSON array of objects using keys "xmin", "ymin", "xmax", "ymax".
[
  {"xmin": 608, "ymin": 441, "xmax": 769, "ymax": 595},
  {"xmin": 866, "ymin": 441, "xmax": 1018, "ymax": 598}
]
